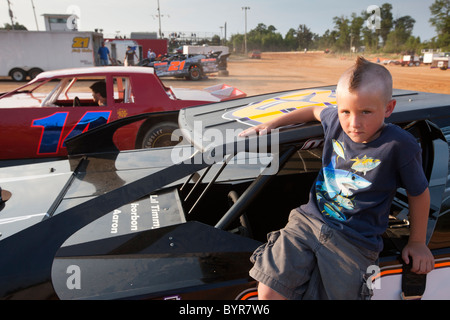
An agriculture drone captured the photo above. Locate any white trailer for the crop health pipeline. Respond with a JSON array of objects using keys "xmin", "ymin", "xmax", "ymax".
[
  {"xmin": 182, "ymin": 45, "xmax": 229, "ymax": 57},
  {"xmin": 104, "ymin": 39, "xmax": 142, "ymax": 65},
  {"xmin": 433, "ymin": 56, "xmax": 449, "ymax": 70},
  {"xmin": 0, "ymin": 30, "xmax": 103, "ymax": 81},
  {"xmin": 423, "ymin": 52, "xmax": 438, "ymax": 64}
]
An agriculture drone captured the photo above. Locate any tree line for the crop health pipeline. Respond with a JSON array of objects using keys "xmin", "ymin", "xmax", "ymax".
[
  {"xmin": 229, "ymin": 1, "xmax": 450, "ymax": 54},
  {"xmin": 2, "ymin": 1, "xmax": 448, "ymax": 54}
]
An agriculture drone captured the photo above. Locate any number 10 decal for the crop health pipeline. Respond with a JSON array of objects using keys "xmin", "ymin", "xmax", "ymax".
[{"xmin": 31, "ymin": 111, "xmax": 111, "ymax": 154}]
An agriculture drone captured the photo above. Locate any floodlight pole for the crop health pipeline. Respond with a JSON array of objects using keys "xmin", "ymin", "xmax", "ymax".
[
  {"xmin": 242, "ymin": 6, "xmax": 250, "ymax": 55},
  {"xmin": 157, "ymin": 0, "xmax": 162, "ymax": 39},
  {"xmin": 7, "ymin": 0, "xmax": 15, "ymax": 29},
  {"xmin": 31, "ymin": 0, "xmax": 39, "ymax": 30}
]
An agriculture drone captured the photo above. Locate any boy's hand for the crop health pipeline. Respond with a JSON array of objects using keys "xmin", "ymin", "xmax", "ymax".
[
  {"xmin": 238, "ymin": 105, "xmax": 324, "ymax": 138},
  {"xmin": 238, "ymin": 123, "xmax": 276, "ymax": 137},
  {"xmin": 402, "ymin": 241, "xmax": 434, "ymax": 274}
]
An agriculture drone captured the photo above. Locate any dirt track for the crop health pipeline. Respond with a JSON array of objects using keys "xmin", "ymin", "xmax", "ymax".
[
  {"xmin": 0, "ymin": 52, "xmax": 448, "ymax": 96},
  {"xmin": 163, "ymin": 52, "xmax": 450, "ymax": 97}
]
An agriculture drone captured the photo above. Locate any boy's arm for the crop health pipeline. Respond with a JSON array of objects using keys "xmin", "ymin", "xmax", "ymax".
[
  {"xmin": 402, "ymin": 187, "xmax": 435, "ymax": 274},
  {"xmin": 239, "ymin": 105, "xmax": 326, "ymax": 137}
]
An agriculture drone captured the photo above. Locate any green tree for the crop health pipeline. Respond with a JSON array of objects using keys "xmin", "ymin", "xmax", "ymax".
[
  {"xmin": 261, "ymin": 32, "xmax": 284, "ymax": 51},
  {"xmin": 315, "ymin": 29, "xmax": 338, "ymax": 50},
  {"xmin": 0, "ymin": 22, "xmax": 27, "ymax": 30},
  {"xmin": 429, "ymin": 0, "xmax": 450, "ymax": 49},
  {"xmin": 384, "ymin": 15, "xmax": 416, "ymax": 52},
  {"xmin": 247, "ymin": 23, "xmax": 284, "ymax": 51},
  {"xmin": 404, "ymin": 35, "xmax": 422, "ymax": 53},
  {"xmin": 394, "ymin": 15, "xmax": 416, "ymax": 43},
  {"xmin": 332, "ymin": 15, "xmax": 351, "ymax": 52},
  {"xmin": 230, "ymin": 33, "xmax": 245, "ymax": 53},
  {"xmin": 361, "ymin": 26, "xmax": 379, "ymax": 51},
  {"xmin": 284, "ymin": 28, "xmax": 297, "ymax": 51},
  {"xmin": 379, "ymin": 3, "xmax": 394, "ymax": 45},
  {"xmin": 296, "ymin": 24, "xmax": 314, "ymax": 50},
  {"xmin": 349, "ymin": 13, "xmax": 365, "ymax": 49},
  {"xmin": 211, "ymin": 34, "xmax": 221, "ymax": 45}
]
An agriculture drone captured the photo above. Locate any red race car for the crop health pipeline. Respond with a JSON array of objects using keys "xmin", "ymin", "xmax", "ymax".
[{"xmin": 0, "ymin": 66, "xmax": 245, "ymax": 161}]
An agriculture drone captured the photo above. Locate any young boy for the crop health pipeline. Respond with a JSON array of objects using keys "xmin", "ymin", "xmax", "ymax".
[
  {"xmin": 89, "ymin": 81, "xmax": 107, "ymax": 106},
  {"xmin": 239, "ymin": 56, "xmax": 435, "ymax": 299}
]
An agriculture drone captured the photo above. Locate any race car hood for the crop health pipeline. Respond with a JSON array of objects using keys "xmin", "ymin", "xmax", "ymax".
[
  {"xmin": 171, "ymin": 84, "xmax": 246, "ymax": 102},
  {"xmin": 178, "ymin": 86, "xmax": 450, "ymax": 153}
]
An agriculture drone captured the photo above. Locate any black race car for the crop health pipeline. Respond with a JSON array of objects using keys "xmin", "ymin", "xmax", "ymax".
[
  {"xmin": 139, "ymin": 51, "xmax": 228, "ymax": 81},
  {"xmin": 0, "ymin": 87, "xmax": 450, "ymax": 300}
]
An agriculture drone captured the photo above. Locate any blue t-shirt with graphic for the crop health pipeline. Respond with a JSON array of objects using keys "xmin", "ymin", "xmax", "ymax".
[{"xmin": 297, "ymin": 106, "xmax": 428, "ymax": 252}]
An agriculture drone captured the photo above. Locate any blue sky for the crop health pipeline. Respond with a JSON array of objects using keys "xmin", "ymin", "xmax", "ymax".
[{"xmin": 1, "ymin": 0, "xmax": 438, "ymax": 41}]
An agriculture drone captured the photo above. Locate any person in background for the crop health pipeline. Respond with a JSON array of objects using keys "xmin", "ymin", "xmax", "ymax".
[
  {"xmin": 89, "ymin": 81, "xmax": 107, "ymax": 106},
  {"xmin": 98, "ymin": 42, "xmax": 111, "ymax": 66},
  {"xmin": 147, "ymin": 48, "xmax": 156, "ymax": 62},
  {"xmin": 124, "ymin": 46, "xmax": 138, "ymax": 66}
]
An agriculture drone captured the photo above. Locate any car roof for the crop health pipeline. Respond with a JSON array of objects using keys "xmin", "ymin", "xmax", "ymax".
[{"xmin": 32, "ymin": 66, "xmax": 154, "ymax": 81}]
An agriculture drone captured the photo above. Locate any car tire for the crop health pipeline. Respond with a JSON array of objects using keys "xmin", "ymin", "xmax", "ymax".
[
  {"xmin": 141, "ymin": 122, "xmax": 182, "ymax": 148},
  {"xmin": 188, "ymin": 66, "xmax": 202, "ymax": 81},
  {"xmin": 10, "ymin": 68, "xmax": 27, "ymax": 82},
  {"xmin": 28, "ymin": 68, "xmax": 43, "ymax": 79}
]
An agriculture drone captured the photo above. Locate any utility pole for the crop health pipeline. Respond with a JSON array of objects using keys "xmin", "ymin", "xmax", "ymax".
[
  {"xmin": 224, "ymin": 22, "xmax": 227, "ymax": 44},
  {"xmin": 157, "ymin": 0, "xmax": 162, "ymax": 39},
  {"xmin": 7, "ymin": 0, "xmax": 15, "ymax": 29},
  {"xmin": 242, "ymin": 6, "xmax": 250, "ymax": 55},
  {"xmin": 31, "ymin": 0, "xmax": 39, "ymax": 30}
]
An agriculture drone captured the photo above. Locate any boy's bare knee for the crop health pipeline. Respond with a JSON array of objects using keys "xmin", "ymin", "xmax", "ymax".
[{"xmin": 257, "ymin": 282, "xmax": 287, "ymax": 300}]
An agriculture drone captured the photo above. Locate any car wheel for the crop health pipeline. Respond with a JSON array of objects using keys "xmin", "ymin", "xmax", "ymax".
[
  {"xmin": 10, "ymin": 68, "xmax": 27, "ymax": 82},
  {"xmin": 141, "ymin": 122, "xmax": 182, "ymax": 148},
  {"xmin": 28, "ymin": 68, "xmax": 43, "ymax": 79},
  {"xmin": 188, "ymin": 66, "xmax": 202, "ymax": 81}
]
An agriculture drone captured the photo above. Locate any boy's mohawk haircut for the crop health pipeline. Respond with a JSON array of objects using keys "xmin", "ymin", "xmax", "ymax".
[
  {"xmin": 337, "ymin": 56, "xmax": 393, "ymax": 102},
  {"xmin": 348, "ymin": 56, "xmax": 370, "ymax": 92}
]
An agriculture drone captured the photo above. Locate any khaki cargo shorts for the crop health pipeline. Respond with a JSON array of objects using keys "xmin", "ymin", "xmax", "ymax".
[{"xmin": 249, "ymin": 209, "xmax": 379, "ymax": 300}]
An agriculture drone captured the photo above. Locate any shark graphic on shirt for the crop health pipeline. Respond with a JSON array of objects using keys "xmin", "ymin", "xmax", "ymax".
[
  {"xmin": 315, "ymin": 142, "xmax": 381, "ymax": 221},
  {"xmin": 320, "ymin": 156, "xmax": 371, "ymax": 197}
]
